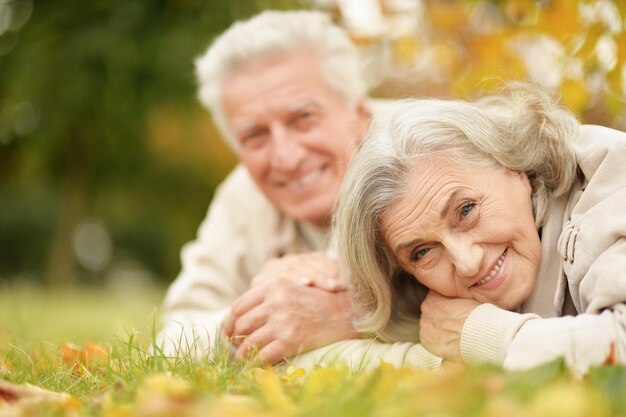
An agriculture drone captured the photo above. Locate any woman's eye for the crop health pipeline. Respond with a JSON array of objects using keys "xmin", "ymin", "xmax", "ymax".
[
  {"xmin": 459, "ymin": 202, "xmax": 475, "ymax": 218},
  {"xmin": 410, "ymin": 247, "xmax": 430, "ymax": 262}
]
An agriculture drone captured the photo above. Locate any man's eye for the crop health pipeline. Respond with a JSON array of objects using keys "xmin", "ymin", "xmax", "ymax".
[
  {"xmin": 292, "ymin": 111, "xmax": 318, "ymax": 130},
  {"xmin": 240, "ymin": 130, "xmax": 267, "ymax": 147},
  {"xmin": 410, "ymin": 247, "xmax": 430, "ymax": 262},
  {"xmin": 459, "ymin": 202, "xmax": 475, "ymax": 218}
]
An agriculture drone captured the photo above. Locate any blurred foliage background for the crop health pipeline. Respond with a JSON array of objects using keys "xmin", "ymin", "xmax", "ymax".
[{"xmin": 1, "ymin": 0, "xmax": 624, "ymax": 289}]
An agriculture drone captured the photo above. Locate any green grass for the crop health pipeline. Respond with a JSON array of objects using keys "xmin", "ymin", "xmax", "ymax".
[
  {"xmin": 0, "ymin": 282, "xmax": 163, "ymax": 345},
  {"xmin": 1, "ymin": 283, "xmax": 625, "ymax": 417}
]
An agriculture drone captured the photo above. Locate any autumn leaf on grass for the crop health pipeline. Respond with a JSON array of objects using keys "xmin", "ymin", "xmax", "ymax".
[
  {"xmin": 135, "ymin": 373, "xmax": 194, "ymax": 416},
  {"xmin": 104, "ymin": 372, "xmax": 195, "ymax": 417},
  {"xmin": 0, "ymin": 380, "xmax": 80, "ymax": 414},
  {"xmin": 526, "ymin": 381, "xmax": 611, "ymax": 417},
  {"xmin": 61, "ymin": 341, "xmax": 110, "ymax": 375},
  {"xmin": 0, "ymin": 360, "xmax": 12, "ymax": 379},
  {"xmin": 302, "ymin": 364, "xmax": 351, "ymax": 399},
  {"xmin": 247, "ymin": 368, "xmax": 294, "ymax": 411}
]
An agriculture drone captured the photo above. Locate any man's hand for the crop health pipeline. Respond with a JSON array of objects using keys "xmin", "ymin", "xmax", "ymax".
[
  {"xmin": 222, "ymin": 252, "xmax": 358, "ymax": 364},
  {"xmin": 249, "ymin": 251, "xmax": 346, "ymax": 291},
  {"xmin": 419, "ymin": 291, "xmax": 480, "ymax": 362}
]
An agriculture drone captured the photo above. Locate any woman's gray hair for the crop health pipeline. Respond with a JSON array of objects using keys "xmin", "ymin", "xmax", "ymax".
[
  {"xmin": 195, "ymin": 10, "xmax": 367, "ymax": 149},
  {"xmin": 335, "ymin": 83, "xmax": 580, "ymax": 342}
]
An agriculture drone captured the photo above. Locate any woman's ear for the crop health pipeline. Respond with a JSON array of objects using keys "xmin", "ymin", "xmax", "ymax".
[
  {"xmin": 506, "ymin": 169, "xmax": 532, "ymax": 195},
  {"xmin": 518, "ymin": 170, "xmax": 532, "ymax": 195}
]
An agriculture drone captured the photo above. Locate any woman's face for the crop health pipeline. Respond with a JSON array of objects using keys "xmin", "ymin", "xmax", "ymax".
[{"xmin": 381, "ymin": 156, "xmax": 542, "ymax": 311}]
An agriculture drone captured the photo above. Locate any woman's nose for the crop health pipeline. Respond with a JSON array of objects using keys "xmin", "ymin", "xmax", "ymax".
[{"xmin": 446, "ymin": 237, "xmax": 484, "ymax": 278}]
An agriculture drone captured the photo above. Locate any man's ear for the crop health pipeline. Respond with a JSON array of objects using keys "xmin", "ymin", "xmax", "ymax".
[
  {"xmin": 355, "ymin": 98, "xmax": 372, "ymax": 144},
  {"xmin": 356, "ymin": 98, "xmax": 372, "ymax": 122}
]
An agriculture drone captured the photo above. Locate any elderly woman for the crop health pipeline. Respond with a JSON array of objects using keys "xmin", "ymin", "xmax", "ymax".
[{"xmin": 335, "ymin": 83, "xmax": 626, "ymax": 374}]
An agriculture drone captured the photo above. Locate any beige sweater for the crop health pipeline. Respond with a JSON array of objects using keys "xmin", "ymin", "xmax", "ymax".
[
  {"xmin": 461, "ymin": 125, "xmax": 626, "ymax": 375},
  {"xmin": 158, "ymin": 164, "xmax": 440, "ymax": 370}
]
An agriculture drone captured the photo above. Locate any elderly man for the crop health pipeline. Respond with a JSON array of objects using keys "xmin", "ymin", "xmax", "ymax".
[{"xmin": 158, "ymin": 10, "xmax": 439, "ymax": 370}]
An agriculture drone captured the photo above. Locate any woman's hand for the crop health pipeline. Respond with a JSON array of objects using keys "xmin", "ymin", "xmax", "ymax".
[{"xmin": 419, "ymin": 291, "xmax": 481, "ymax": 362}]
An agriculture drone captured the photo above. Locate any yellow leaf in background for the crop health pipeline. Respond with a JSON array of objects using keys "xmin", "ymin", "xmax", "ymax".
[
  {"xmin": 248, "ymin": 368, "xmax": 293, "ymax": 410},
  {"xmin": 615, "ymin": 31, "xmax": 626, "ymax": 62},
  {"xmin": 392, "ymin": 36, "xmax": 421, "ymax": 67},
  {"xmin": 349, "ymin": 33, "xmax": 380, "ymax": 47},
  {"xmin": 429, "ymin": 40, "xmax": 463, "ymax": 79},
  {"xmin": 606, "ymin": 65, "xmax": 622, "ymax": 96},
  {"xmin": 536, "ymin": 0, "xmax": 582, "ymax": 42},
  {"xmin": 500, "ymin": 0, "xmax": 538, "ymax": 24},
  {"xmin": 576, "ymin": 22, "xmax": 605, "ymax": 60},
  {"xmin": 525, "ymin": 381, "xmax": 610, "ymax": 417},
  {"xmin": 561, "ymin": 78, "xmax": 591, "ymax": 115},
  {"xmin": 605, "ymin": 67, "xmax": 626, "ymax": 118},
  {"xmin": 425, "ymin": 0, "xmax": 471, "ymax": 32},
  {"xmin": 468, "ymin": 33, "xmax": 509, "ymax": 69}
]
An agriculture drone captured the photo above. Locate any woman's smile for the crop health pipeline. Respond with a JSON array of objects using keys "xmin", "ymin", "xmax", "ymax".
[{"xmin": 472, "ymin": 248, "xmax": 508, "ymax": 289}]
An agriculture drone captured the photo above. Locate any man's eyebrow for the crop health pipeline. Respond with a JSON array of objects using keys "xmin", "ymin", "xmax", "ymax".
[
  {"xmin": 232, "ymin": 121, "xmax": 260, "ymax": 136},
  {"xmin": 287, "ymin": 99, "xmax": 319, "ymax": 114},
  {"xmin": 439, "ymin": 189, "xmax": 462, "ymax": 219}
]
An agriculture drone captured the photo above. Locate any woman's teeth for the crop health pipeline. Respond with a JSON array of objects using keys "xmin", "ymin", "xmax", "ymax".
[{"xmin": 476, "ymin": 250, "xmax": 506, "ymax": 285}]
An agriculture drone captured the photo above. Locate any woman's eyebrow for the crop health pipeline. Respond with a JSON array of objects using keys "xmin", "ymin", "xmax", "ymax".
[
  {"xmin": 394, "ymin": 237, "xmax": 425, "ymax": 254},
  {"xmin": 439, "ymin": 189, "xmax": 462, "ymax": 219}
]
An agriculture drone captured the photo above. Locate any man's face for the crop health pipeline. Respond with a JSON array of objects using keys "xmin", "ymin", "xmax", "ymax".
[{"xmin": 221, "ymin": 52, "xmax": 370, "ymax": 228}]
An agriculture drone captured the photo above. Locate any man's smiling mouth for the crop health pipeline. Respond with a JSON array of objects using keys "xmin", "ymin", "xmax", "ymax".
[{"xmin": 284, "ymin": 166, "xmax": 326, "ymax": 191}]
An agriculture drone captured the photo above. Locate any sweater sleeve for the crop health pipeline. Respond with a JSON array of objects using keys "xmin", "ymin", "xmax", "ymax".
[
  {"xmin": 157, "ymin": 167, "xmax": 265, "ymax": 357},
  {"xmin": 461, "ymin": 241, "xmax": 626, "ymax": 377},
  {"xmin": 462, "ymin": 303, "xmax": 623, "ymax": 375},
  {"xmin": 288, "ymin": 339, "xmax": 442, "ymax": 371}
]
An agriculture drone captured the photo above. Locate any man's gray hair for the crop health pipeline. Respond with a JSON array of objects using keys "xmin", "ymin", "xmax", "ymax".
[
  {"xmin": 195, "ymin": 10, "xmax": 367, "ymax": 149},
  {"xmin": 334, "ymin": 83, "xmax": 580, "ymax": 342}
]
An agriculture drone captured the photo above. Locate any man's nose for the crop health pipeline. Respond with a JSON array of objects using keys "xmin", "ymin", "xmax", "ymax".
[
  {"xmin": 445, "ymin": 236, "xmax": 484, "ymax": 278},
  {"xmin": 269, "ymin": 126, "xmax": 306, "ymax": 171}
]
